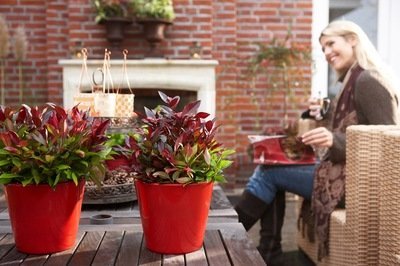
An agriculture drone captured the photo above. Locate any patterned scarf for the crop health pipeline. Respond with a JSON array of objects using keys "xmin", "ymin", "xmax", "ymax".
[{"xmin": 312, "ymin": 65, "xmax": 364, "ymax": 260}]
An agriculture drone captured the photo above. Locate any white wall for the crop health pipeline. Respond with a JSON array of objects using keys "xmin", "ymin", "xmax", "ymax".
[
  {"xmin": 378, "ymin": 0, "xmax": 400, "ymax": 82},
  {"xmin": 311, "ymin": 0, "xmax": 329, "ymax": 98}
]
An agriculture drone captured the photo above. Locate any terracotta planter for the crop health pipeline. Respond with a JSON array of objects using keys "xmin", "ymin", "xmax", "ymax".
[
  {"xmin": 101, "ymin": 17, "xmax": 132, "ymax": 55},
  {"xmin": 137, "ymin": 18, "xmax": 172, "ymax": 57},
  {"xmin": 135, "ymin": 180, "xmax": 213, "ymax": 254},
  {"xmin": 5, "ymin": 180, "xmax": 85, "ymax": 254},
  {"xmin": 250, "ymin": 135, "xmax": 316, "ymax": 165}
]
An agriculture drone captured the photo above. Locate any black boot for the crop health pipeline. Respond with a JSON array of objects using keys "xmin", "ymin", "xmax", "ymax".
[
  {"xmin": 258, "ymin": 190, "xmax": 286, "ymax": 266},
  {"xmin": 234, "ymin": 190, "xmax": 269, "ymax": 231}
]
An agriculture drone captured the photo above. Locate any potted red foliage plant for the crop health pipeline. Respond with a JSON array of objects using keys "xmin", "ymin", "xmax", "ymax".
[
  {"xmin": 130, "ymin": 91, "xmax": 234, "ymax": 254},
  {"xmin": 0, "ymin": 103, "xmax": 110, "ymax": 254}
]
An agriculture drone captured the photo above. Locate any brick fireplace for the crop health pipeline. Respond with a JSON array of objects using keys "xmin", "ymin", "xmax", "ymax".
[{"xmin": 0, "ymin": 1, "xmax": 313, "ymax": 187}]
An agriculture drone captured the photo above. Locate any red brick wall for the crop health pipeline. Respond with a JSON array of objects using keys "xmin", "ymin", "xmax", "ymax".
[
  {"xmin": 0, "ymin": 0, "xmax": 312, "ymax": 187},
  {"xmin": 231, "ymin": 0, "xmax": 313, "ymax": 185}
]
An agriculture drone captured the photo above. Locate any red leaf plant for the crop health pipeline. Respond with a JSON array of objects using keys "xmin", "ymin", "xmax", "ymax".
[
  {"xmin": 0, "ymin": 103, "xmax": 111, "ymax": 187},
  {"xmin": 130, "ymin": 91, "xmax": 235, "ymax": 184}
]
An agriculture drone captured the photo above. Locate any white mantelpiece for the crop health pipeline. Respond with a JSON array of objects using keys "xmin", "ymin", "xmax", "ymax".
[{"xmin": 58, "ymin": 59, "xmax": 218, "ymax": 117}]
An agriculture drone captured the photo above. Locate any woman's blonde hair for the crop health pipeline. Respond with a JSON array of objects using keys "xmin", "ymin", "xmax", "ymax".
[{"xmin": 320, "ymin": 20, "xmax": 397, "ymax": 90}]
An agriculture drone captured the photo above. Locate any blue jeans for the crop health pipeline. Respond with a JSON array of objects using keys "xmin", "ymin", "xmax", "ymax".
[{"xmin": 245, "ymin": 164, "xmax": 316, "ymax": 204}]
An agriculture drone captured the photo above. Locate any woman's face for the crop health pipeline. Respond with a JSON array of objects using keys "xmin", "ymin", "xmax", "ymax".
[{"xmin": 320, "ymin": 35, "xmax": 357, "ymax": 75}]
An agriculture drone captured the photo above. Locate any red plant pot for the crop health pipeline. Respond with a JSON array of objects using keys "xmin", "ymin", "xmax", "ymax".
[
  {"xmin": 105, "ymin": 155, "xmax": 131, "ymax": 171},
  {"xmin": 5, "ymin": 180, "xmax": 85, "ymax": 254},
  {"xmin": 135, "ymin": 180, "xmax": 213, "ymax": 254}
]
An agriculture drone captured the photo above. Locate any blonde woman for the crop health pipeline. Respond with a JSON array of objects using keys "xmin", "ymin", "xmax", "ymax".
[{"xmin": 235, "ymin": 20, "xmax": 399, "ymax": 265}]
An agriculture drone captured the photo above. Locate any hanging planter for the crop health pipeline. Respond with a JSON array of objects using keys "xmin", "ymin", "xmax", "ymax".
[
  {"xmin": 130, "ymin": 0, "xmax": 175, "ymax": 57},
  {"xmin": 93, "ymin": 0, "xmax": 133, "ymax": 54},
  {"xmin": 137, "ymin": 18, "xmax": 172, "ymax": 57},
  {"xmin": 135, "ymin": 180, "xmax": 213, "ymax": 254},
  {"xmin": 5, "ymin": 180, "xmax": 85, "ymax": 254},
  {"xmin": 101, "ymin": 17, "xmax": 132, "ymax": 50}
]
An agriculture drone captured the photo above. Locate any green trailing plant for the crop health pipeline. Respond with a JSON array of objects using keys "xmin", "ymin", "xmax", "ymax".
[
  {"xmin": 130, "ymin": 91, "xmax": 234, "ymax": 184},
  {"xmin": 0, "ymin": 15, "xmax": 9, "ymax": 107},
  {"xmin": 93, "ymin": 0, "xmax": 131, "ymax": 23},
  {"xmin": 130, "ymin": 0, "xmax": 175, "ymax": 21},
  {"xmin": 13, "ymin": 26, "xmax": 27, "ymax": 105},
  {"xmin": 248, "ymin": 28, "xmax": 312, "ymax": 127},
  {"xmin": 0, "ymin": 103, "xmax": 111, "ymax": 187}
]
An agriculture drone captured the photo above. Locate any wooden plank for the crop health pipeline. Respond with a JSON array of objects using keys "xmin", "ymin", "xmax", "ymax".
[
  {"xmin": 0, "ymin": 209, "xmax": 237, "ymax": 220},
  {"xmin": 203, "ymin": 230, "xmax": 231, "ymax": 265},
  {"xmin": 185, "ymin": 246, "xmax": 208, "ymax": 266},
  {"xmin": 79, "ymin": 224, "xmax": 143, "ymax": 232},
  {"xmin": 81, "ymin": 208, "xmax": 234, "ymax": 219},
  {"xmin": 0, "ymin": 234, "xmax": 15, "ymax": 259},
  {"xmin": 162, "ymin": 254, "xmax": 185, "ymax": 265},
  {"xmin": 92, "ymin": 231, "xmax": 124, "ymax": 266},
  {"xmin": 20, "ymin": 254, "xmax": 49, "ymax": 266},
  {"xmin": 45, "ymin": 231, "xmax": 86, "ymax": 265},
  {"xmin": 68, "ymin": 231, "xmax": 104, "ymax": 266},
  {"xmin": 115, "ymin": 231, "xmax": 142, "ymax": 266},
  {"xmin": 0, "ymin": 246, "xmax": 28, "ymax": 265},
  {"xmin": 0, "ymin": 225, "xmax": 12, "ymax": 233},
  {"xmin": 79, "ymin": 210, "xmax": 140, "ymax": 219},
  {"xmin": 219, "ymin": 226, "xmax": 266, "ymax": 265},
  {"xmin": 138, "ymin": 239, "xmax": 162, "ymax": 265},
  {"xmin": 209, "ymin": 208, "xmax": 237, "ymax": 218},
  {"xmin": 210, "ymin": 186, "xmax": 234, "ymax": 210},
  {"xmin": 0, "ymin": 222, "xmax": 244, "ymax": 235}
]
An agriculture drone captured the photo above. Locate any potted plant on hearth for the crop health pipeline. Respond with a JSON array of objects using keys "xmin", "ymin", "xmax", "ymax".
[
  {"xmin": 0, "ymin": 103, "xmax": 111, "ymax": 254},
  {"xmin": 130, "ymin": 0, "xmax": 175, "ymax": 57},
  {"xmin": 247, "ymin": 28, "xmax": 315, "ymax": 165},
  {"xmin": 93, "ymin": 0, "xmax": 133, "ymax": 50},
  {"xmin": 130, "ymin": 91, "xmax": 234, "ymax": 254}
]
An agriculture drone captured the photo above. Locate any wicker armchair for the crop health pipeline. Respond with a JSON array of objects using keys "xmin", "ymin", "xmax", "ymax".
[{"xmin": 297, "ymin": 125, "xmax": 400, "ymax": 266}]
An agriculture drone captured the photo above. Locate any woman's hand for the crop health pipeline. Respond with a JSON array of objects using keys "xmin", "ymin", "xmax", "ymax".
[{"xmin": 301, "ymin": 127, "xmax": 333, "ymax": 148}]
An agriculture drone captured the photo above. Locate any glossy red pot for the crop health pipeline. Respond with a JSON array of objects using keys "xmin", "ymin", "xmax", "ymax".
[
  {"xmin": 105, "ymin": 155, "xmax": 131, "ymax": 171},
  {"xmin": 135, "ymin": 180, "xmax": 213, "ymax": 254},
  {"xmin": 5, "ymin": 180, "xmax": 85, "ymax": 254}
]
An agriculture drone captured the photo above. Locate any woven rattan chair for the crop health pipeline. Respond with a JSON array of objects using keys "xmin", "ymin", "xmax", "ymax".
[
  {"xmin": 379, "ymin": 130, "xmax": 400, "ymax": 265},
  {"xmin": 297, "ymin": 125, "xmax": 400, "ymax": 265}
]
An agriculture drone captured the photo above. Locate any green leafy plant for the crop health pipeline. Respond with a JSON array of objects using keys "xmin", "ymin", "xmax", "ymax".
[
  {"xmin": 93, "ymin": 0, "xmax": 132, "ymax": 23},
  {"xmin": 247, "ymin": 28, "xmax": 313, "ymax": 162},
  {"xmin": 130, "ymin": 0, "xmax": 175, "ymax": 21},
  {"xmin": 104, "ymin": 132, "xmax": 136, "ymax": 160},
  {"xmin": 248, "ymin": 28, "xmax": 312, "ymax": 127},
  {"xmin": 0, "ymin": 103, "xmax": 111, "ymax": 187},
  {"xmin": 130, "ymin": 91, "xmax": 234, "ymax": 184}
]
